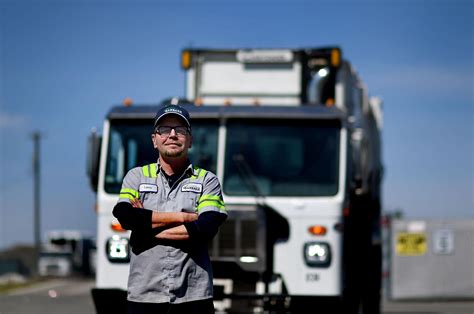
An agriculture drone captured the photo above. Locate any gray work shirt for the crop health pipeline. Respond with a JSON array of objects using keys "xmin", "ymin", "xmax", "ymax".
[{"xmin": 117, "ymin": 161, "xmax": 226, "ymax": 304}]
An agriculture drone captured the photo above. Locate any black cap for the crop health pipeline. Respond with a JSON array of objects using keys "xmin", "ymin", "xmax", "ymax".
[{"xmin": 153, "ymin": 104, "xmax": 191, "ymax": 131}]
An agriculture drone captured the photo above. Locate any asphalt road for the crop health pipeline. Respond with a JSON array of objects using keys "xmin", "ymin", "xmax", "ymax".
[
  {"xmin": 0, "ymin": 278, "xmax": 95, "ymax": 314},
  {"xmin": 0, "ymin": 278, "xmax": 473, "ymax": 314}
]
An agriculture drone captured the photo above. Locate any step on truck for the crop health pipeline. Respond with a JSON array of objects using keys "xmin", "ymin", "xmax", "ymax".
[{"xmin": 87, "ymin": 47, "xmax": 383, "ymax": 313}]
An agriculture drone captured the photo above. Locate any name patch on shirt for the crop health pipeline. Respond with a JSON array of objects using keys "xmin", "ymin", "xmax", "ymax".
[
  {"xmin": 181, "ymin": 183, "xmax": 202, "ymax": 193},
  {"xmin": 139, "ymin": 183, "xmax": 158, "ymax": 193}
]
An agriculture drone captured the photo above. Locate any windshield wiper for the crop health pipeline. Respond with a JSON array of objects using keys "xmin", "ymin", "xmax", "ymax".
[{"xmin": 232, "ymin": 153, "xmax": 265, "ymax": 203}]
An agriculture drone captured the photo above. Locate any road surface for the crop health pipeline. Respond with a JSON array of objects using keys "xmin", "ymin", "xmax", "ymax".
[
  {"xmin": 0, "ymin": 278, "xmax": 95, "ymax": 314},
  {"xmin": 0, "ymin": 278, "xmax": 473, "ymax": 313}
]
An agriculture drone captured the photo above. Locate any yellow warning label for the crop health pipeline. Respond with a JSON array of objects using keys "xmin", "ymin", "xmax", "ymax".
[{"xmin": 396, "ymin": 232, "xmax": 427, "ymax": 256}]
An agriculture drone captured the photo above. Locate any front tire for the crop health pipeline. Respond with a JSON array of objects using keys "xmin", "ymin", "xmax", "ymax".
[{"xmin": 343, "ymin": 194, "xmax": 381, "ymax": 314}]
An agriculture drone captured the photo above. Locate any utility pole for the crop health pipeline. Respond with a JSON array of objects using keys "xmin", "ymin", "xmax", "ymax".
[{"xmin": 32, "ymin": 131, "xmax": 41, "ymax": 274}]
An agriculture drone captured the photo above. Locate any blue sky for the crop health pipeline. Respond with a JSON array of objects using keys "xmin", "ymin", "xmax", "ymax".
[{"xmin": 0, "ymin": 0, "xmax": 472, "ymax": 249}]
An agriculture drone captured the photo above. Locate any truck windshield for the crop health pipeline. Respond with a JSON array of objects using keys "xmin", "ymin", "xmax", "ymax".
[
  {"xmin": 104, "ymin": 119, "xmax": 219, "ymax": 194},
  {"xmin": 223, "ymin": 119, "xmax": 340, "ymax": 197}
]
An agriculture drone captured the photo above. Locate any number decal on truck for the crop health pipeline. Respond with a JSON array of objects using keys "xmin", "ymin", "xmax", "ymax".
[{"xmin": 306, "ymin": 273, "xmax": 320, "ymax": 282}]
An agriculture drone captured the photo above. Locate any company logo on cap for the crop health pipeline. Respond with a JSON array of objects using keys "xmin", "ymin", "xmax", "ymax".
[{"xmin": 164, "ymin": 107, "xmax": 183, "ymax": 114}]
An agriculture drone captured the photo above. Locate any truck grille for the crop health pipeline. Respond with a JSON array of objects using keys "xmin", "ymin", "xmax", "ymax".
[{"xmin": 209, "ymin": 205, "xmax": 266, "ymax": 273}]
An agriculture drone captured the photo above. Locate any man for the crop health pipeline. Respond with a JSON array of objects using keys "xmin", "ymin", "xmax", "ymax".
[{"xmin": 113, "ymin": 102, "xmax": 227, "ymax": 314}]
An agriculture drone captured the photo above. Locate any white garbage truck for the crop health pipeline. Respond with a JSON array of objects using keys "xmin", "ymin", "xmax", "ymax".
[{"xmin": 87, "ymin": 47, "xmax": 383, "ymax": 313}]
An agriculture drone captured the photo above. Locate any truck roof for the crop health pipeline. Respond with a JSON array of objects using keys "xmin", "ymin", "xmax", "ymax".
[{"xmin": 107, "ymin": 104, "xmax": 346, "ymax": 121}]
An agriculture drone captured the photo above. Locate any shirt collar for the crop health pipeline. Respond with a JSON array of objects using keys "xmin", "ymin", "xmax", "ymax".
[{"xmin": 156, "ymin": 159, "xmax": 194, "ymax": 176}]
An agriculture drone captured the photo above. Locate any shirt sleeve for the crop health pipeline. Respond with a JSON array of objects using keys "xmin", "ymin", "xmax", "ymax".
[
  {"xmin": 184, "ymin": 211, "xmax": 227, "ymax": 243},
  {"xmin": 117, "ymin": 167, "xmax": 141, "ymax": 204},
  {"xmin": 112, "ymin": 167, "xmax": 153, "ymax": 232},
  {"xmin": 196, "ymin": 173, "xmax": 227, "ymax": 216},
  {"xmin": 184, "ymin": 171, "xmax": 227, "ymax": 243}
]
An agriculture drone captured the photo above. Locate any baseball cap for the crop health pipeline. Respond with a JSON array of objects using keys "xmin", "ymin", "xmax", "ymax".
[{"xmin": 153, "ymin": 103, "xmax": 191, "ymax": 131}]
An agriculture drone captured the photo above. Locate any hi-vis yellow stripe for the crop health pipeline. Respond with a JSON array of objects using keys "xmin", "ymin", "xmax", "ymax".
[
  {"xmin": 119, "ymin": 188, "xmax": 139, "ymax": 199},
  {"xmin": 142, "ymin": 164, "xmax": 158, "ymax": 178},
  {"xmin": 190, "ymin": 167, "xmax": 207, "ymax": 180},
  {"xmin": 198, "ymin": 194, "xmax": 222, "ymax": 203},
  {"xmin": 197, "ymin": 194, "xmax": 225, "ymax": 212}
]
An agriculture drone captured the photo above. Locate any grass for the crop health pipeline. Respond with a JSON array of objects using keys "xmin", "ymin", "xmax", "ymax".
[{"xmin": 0, "ymin": 277, "xmax": 46, "ymax": 294}]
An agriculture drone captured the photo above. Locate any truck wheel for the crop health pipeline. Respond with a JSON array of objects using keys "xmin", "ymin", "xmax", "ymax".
[
  {"xmin": 343, "ymin": 195, "xmax": 381, "ymax": 314},
  {"xmin": 361, "ymin": 244, "xmax": 382, "ymax": 314}
]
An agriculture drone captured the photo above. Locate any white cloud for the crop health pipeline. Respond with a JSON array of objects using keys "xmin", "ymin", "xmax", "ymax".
[{"xmin": 0, "ymin": 112, "xmax": 28, "ymax": 129}]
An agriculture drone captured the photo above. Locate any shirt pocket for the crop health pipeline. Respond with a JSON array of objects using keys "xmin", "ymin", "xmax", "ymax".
[{"xmin": 178, "ymin": 191, "xmax": 200, "ymax": 213}]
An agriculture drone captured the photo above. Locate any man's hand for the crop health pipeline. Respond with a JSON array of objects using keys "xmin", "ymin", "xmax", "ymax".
[
  {"xmin": 129, "ymin": 198, "xmax": 197, "ymax": 229},
  {"xmin": 130, "ymin": 198, "xmax": 144, "ymax": 208}
]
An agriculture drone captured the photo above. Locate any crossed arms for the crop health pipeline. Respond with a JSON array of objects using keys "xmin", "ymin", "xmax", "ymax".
[
  {"xmin": 112, "ymin": 198, "xmax": 226, "ymax": 243},
  {"xmin": 132, "ymin": 197, "xmax": 196, "ymax": 240}
]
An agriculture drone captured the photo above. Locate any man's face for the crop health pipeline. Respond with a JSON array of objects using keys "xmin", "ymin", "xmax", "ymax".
[{"xmin": 151, "ymin": 115, "xmax": 192, "ymax": 158}]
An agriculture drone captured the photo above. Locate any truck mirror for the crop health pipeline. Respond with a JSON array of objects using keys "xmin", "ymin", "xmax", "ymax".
[{"xmin": 86, "ymin": 128, "xmax": 102, "ymax": 192}]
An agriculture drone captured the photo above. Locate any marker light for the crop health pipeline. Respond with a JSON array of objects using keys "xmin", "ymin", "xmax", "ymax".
[
  {"xmin": 343, "ymin": 206, "xmax": 350, "ymax": 217},
  {"xmin": 194, "ymin": 97, "xmax": 203, "ymax": 106},
  {"xmin": 110, "ymin": 219, "xmax": 126, "ymax": 232},
  {"xmin": 331, "ymin": 48, "xmax": 341, "ymax": 67},
  {"xmin": 123, "ymin": 97, "xmax": 133, "ymax": 107},
  {"xmin": 181, "ymin": 50, "xmax": 192, "ymax": 69},
  {"xmin": 308, "ymin": 225, "xmax": 327, "ymax": 236},
  {"xmin": 325, "ymin": 98, "xmax": 335, "ymax": 106}
]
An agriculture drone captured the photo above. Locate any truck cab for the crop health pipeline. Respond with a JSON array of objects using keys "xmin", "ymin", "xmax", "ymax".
[{"xmin": 88, "ymin": 47, "xmax": 383, "ymax": 313}]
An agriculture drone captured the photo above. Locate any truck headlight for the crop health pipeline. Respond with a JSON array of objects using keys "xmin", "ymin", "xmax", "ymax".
[
  {"xmin": 304, "ymin": 242, "xmax": 331, "ymax": 267},
  {"xmin": 106, "ymin": 235, "xmax": 130, "ymax": 263}
]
